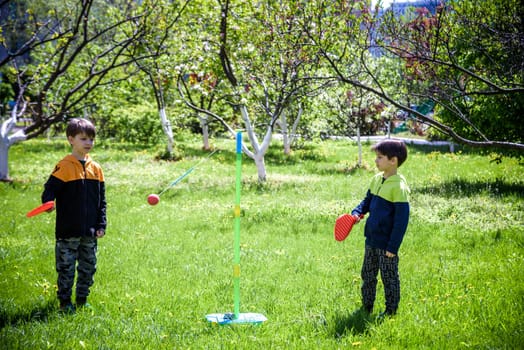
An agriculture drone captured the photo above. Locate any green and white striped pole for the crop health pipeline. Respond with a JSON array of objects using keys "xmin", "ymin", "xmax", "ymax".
[
  {"xmin": 205, "ymin": 132, "xmax": 267, "ymax": 325},
  {"xmin": 233, "ymin": 131, "xmax": 242, "ymax": 318}
]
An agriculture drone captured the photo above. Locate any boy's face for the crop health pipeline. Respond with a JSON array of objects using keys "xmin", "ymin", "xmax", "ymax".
[
  {"xmin": 375, "ymin": 151, "xmax": 397, "ymax": 173},
  {"xmin": 68, "ymin": 132, "xmax": 94, "ymax": 159}
]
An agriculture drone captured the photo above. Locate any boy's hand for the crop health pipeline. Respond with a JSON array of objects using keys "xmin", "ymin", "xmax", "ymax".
[
  {"xmin": 353, "ymin": 214, "xmax": 365, "ymax": 222},
  {"xmin": 96, "ymin": 229, "xmax": 105, "ymax": 238},
  {"xmin": 385, "ymin": 251, "xmax": 396, "ymax": 258}
]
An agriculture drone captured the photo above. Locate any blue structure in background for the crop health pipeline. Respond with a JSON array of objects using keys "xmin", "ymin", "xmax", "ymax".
[
  {"xmin": 387, "ymin": 0, "xmax": 442, "ymax": 15},
  {"xmin": 369, "ymin": 0, "xmax": 445, "ymax": 57}
]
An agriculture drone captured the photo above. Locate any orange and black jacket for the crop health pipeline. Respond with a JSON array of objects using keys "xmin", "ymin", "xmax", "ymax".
[{"xmin": 42, "ymin": 154, "xmax": 106, "ymax": 239}]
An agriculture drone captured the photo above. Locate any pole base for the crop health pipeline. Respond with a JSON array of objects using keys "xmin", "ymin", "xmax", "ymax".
[{"xmin": 206, "ymin": 312, "xmax": 267, "ymax": 325}]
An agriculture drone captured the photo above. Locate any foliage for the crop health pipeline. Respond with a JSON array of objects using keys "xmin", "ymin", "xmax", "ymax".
[
  {"xmin": 436, "ymin": 93, "xmax": 524, "ymax": 144},
  {"xmin": 175, "ymin": 0, "xmax": 336, "ymax": 181},
  {"xmin": 431, "ymin": 0, "xmax": 524, "ymax": 144},
  {"xmin": 318, "ymin": 84, "xmax": 389, "ymax": 138},
  {"xmin": 1, "ymin": 0, "xmax": 522, "ymax": 150},
  {"xmin": 1, "ymin": 1, "xmax": 523, "ymax": 183},
  {"xmin": 0, "ymin": 0, "xmax": 172, "ymax": 138},
  {"xmin": 299, "ymin": 2, "xmax": 401, "ymax": 136},
  {"xmin": 0, "ymin": 68, "xmax": 15, "ymax": 110},
  {"xmin": 377, "ymin": 0, "xmax": 524, "ymax": 148},
  {"xmin": 99, "ymin": 103, "xmax": 167, "ymax": 145},
  {"xmin": 173, "ymin": 0, "xmax": 237, "ymax": 131},
  {"xmin": 0, "ymin": 138, "xmax": 523, "ymax": 348}
]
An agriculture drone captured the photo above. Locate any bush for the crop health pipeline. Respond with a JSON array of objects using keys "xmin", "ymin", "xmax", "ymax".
[{"xmin": 99, "ymin": 104, "xmax": 165, "ymax": 145}]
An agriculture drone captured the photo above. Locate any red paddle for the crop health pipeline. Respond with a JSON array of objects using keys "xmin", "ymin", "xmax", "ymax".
[
  {"xmin": 334, "ymin": 214, "xmax": 363, "ymax": 241},
  {"xmin": 26, "ymin": 201, "xmax": 54, "ymax": 218}
]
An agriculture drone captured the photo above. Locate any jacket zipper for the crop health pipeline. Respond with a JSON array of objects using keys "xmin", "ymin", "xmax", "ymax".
[{"xmin": 81, "ymin": 160, "xmax": 88, "ymax": 236}]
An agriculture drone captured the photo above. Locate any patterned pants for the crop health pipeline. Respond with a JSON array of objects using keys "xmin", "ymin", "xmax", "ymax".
[
  {"xmin": 361, "ymin": 245, "xmax": 400, "ymax": 314},
  {"xmin": 55, "ymin": 237, "xmax": 98, "ymax": 302}
]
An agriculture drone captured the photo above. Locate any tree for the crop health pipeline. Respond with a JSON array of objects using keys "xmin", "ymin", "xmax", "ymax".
[
  {"xmin": 179, "ymin": 0, "xmax": 327, "ymax": 182},
  {"xmin": 178, "ymin": 71, "xmax": 227, "ymax": 150},
  {"xmin": 170, "ymin": 0, "xmax": 234, "ymax": 150},
  {"xmin": 0, "ymin": 0, "xmax": 174, "ymax": 181},
  {"xmin": 131, "ymin": 0, "xmax": 191, "ymax": 158},
  {"xmin": 304, "ymin": 0, "xmax": 523, "ymax": 152},
  {"xmin": 405, "ymin": 0, "xmax": 523, "ymax": 146},
  {"xmin": 275, "ymin": 99, "xmax": 303, "ymax": 155}
]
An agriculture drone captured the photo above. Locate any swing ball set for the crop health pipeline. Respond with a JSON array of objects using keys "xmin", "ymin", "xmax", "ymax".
[{"xmin": 25, "ymin": 131, "xmax": 359, "ymax": 326}]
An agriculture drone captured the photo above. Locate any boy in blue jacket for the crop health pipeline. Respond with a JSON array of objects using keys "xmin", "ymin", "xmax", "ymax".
[
  {"xmin": 42, "ymin": 118, "xmax": 106, "ymax": 313},
  {"xmin": 351, "ymin": 140, "xmax": 410, "ymax": 317}
]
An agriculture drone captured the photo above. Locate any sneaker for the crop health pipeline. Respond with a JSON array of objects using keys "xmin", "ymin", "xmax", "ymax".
[
  {"xmin": 76, "ymin": 297, "xmax": 94, "ymax": 310},
  {"xmin": 59, "ymin": 302, "xmax": 76, "ymax": 314},
  {"xmin": 377, "ymin": 310, "xmax": 396, "ymax": 321},
  {"xmin": 77, "ymin": 302, "xmax": 94, "ymax": 311},
  {"xmin": 76, "ymin": 296, "xmax": 87, "ymax": 305}
]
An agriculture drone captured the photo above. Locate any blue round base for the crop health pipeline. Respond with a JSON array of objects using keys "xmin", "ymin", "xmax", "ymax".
[{"xmin": 206, "ymin": 312, "xmax": 267, "ymax": 325}]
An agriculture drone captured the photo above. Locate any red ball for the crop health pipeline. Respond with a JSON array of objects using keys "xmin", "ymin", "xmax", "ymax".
[{"xmin": 147, "ymin": 194, "xmax": 160, "ymax": 205}]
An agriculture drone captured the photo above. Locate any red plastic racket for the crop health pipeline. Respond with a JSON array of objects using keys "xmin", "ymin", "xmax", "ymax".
[
  {"xmin": 334, "ymin": 214, "xmax": 362, "ymax": 241},
  {"xmin": 26, "ymin": 201, "xmax": 54, "ymax": 218}
]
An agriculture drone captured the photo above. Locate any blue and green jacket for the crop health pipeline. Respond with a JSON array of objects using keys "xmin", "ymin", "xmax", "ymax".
[{"xmin": 352, "ymin": 173, "xmax": 410, "ymax": 254}]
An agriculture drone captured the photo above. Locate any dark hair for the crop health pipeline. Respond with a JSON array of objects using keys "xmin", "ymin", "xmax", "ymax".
[
  {"xmin": 372, "ymin": 140, "xmax": 408, "ymax": 167},
  {"xmin": 66, "ymin": 118, "xmax": 96, "ymax": 138}
]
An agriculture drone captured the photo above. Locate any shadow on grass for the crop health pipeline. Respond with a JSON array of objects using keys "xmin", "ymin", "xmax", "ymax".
[
  {"xmin": 413, "ymin": 178, "xmax": 524, "ymax": 198},
  {"xmin": 0, "ymin": 300, "xmax": 57, "ymax": 329},
  {"xmin": 333, "ymin": 308, "xmax": 374, "ymax": 338}
]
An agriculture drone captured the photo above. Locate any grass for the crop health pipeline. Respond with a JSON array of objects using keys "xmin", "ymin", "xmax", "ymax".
[{"xmin": 1, "ymin": 136, "xmax": 523, "ymax": 349}]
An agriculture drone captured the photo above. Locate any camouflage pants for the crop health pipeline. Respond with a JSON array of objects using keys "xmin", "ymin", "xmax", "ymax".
[
  {"xmin": 361, "ymin": 245, "xmax": 400, "ymax": 314},
  {"xmin": 55, "ymin": 237, "xmax": 98, "ymax": 302}
]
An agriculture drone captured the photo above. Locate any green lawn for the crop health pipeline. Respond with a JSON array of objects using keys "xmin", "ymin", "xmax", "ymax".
[{"xmin": 1, "ymin": 137, "xmax": 523, "ymax": 349}]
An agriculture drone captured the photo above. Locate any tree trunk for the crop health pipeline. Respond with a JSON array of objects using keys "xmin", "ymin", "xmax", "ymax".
[
  {"xmin": 159, "ymin": 107, "xmax": 174, "ymax": 155},
  {"xmin": 289, "ymin": 105, "xmax": 302, "ymax": 151},
  {"xmin": 0, "ymin": 128, "xmax": 26, "ymax": 181},
  {"xmin": 279, "ymin": 112, "xmax": 291, "ymax": 155},
  {"xmin": 0, "ymin": 105, "xmax": 28, "ymax": 181},
  {"xmin": 239, "ymin": 105, "xmax": 271, "ymax": 183},
  {"xmin": 356, "ymin": 123, "xmax": 362, "ymax": 167},
  {"xmin": 198, "ymin": 114, "xmax": 211, "ymax": 150},
  {"xmin": 352, "ymin": 110, "xmax": 362, "ymax": 167},
  {"xmin": 0, "ymin": 137, "xmax": 10, "ymax": 181},
  {"xmin": 278, "ymin": 105, "xmax": 302, "ymax": 155},
  {"xmin": 253, "ymin": 154, "xmax": 267, "ymax": 182}
]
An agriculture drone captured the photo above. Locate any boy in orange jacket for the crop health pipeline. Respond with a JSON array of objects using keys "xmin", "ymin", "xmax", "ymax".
[{"xmin": 42, "ymin": 118, "xmax": 106, "ymax": 313}]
